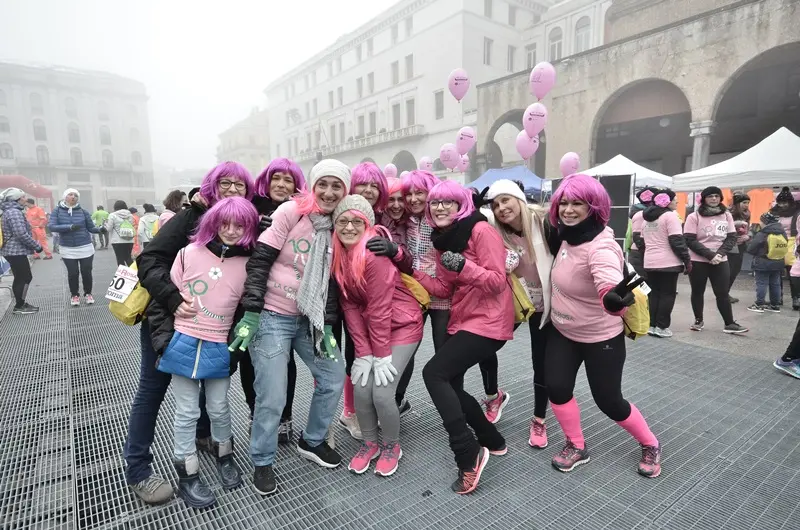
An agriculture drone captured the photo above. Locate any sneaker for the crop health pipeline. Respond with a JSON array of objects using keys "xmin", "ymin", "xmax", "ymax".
[
  {"xmin": 70, "ymin": 296, "xmax": 80, "ymax": 306},
  {"xmin": 551, "ymin": 440, "xmax": 590, "ymax": 473},
  {"xmin": 765, "ymin": 305, "xmax": 781, "ymax": 313},
  {"xmin": 729, "ymin": 296, "xmax": 739, "ymax": 304},
  {"xmin": 375, "ymin": 441, "xmax": 403, "ymax": 476},
  {"xmin": 12, "ymin": 303, "xmax": 38, "ymax": 315},
  {"xmin": 747, "ymin": 304, "xmax": 765, "ymax": 313},
  {"xmin": 339, "ymin": 411, "xmax": 363, "ymax": 440},
  {"xmin": 723, "ymin": 322, "xmax": 749, "ymax": 334},
  {"xmin": 398, "ymin": 399, "xmax": 412, "ymax": 417},
  {"xmin": 131, "ymin": 474, "xmax": 173, "ymax": 505},
  {"xmin": 528, "ymin": 419, "xmax": 548, "ymax": 449},
  {"xmin": 297, "ymin": 434, "xmax": 341, "ymax": 469},
  {"xmin": 451, "ymin": 447, "xmax": 489, "ymax": 495},
  {"xmin": 653, "ymin": 327, "xmax": 673, "ymax": 338},
  {"xmin": 348, "ymin": 441, "xmax": 381, "ymax": 474},
  {"xmin": 689, "ymin": 320, "xmax": 704, "ymax": 331},
  {"xmin": 43, "ymin": 255, "xmax": 53, "ymax": 260},
  {"xmin": 773, "ymin": 358, "xmax": 800, "ymax": 379},
  {"xmin": 483, "ymin": 390, "xmax": 510, "ymax": 424},
  {"xmin": 84, "ymin": 294, "xmax": 95, "ymax": 305},
  {"xmin": 252, "ymin": 465, "xmax": 277, "ymax": 496},
  {"xmin": 638, "ymin": 444, "xmax": 662, "ymax": 478},
  {"xmin": 487, "ymin": 442, "xmax": 508, "ymax": 456},
  {"xmin": 647, "ymin": 327, "xmax": 656, "ymax": 336},
  {"xmin": 278, "ymin": 417, "xmax": 293, "ymax": 444}
]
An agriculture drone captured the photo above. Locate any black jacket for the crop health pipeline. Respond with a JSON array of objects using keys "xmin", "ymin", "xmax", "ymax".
[
  {"xmin": 642, "ymin": 206, "xmax": 690, "ymax": 272},
  {"xmin": 684, "ymin": 205, "xmax": 737, "ymax": 261},
  {"xmin": 747, "ymin": 221, "xmax": 788, "ymax": 271}
]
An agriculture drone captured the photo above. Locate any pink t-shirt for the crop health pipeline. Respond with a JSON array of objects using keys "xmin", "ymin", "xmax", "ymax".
[
  {"xmin": 683, "ymin": 211, "xmax": 735, "ymax": 263},
  {"xmin": 550, "ymin": 228, "xmax": 624, "ymax": 343},
  {"xmin": 170, "ymin": 243, "xmax": 248, "ymax": 343},
  {"xmin": 257, "ymin": 200, "xmax": 316, "ymax": 315},
  {"xmin": 791, "ymin": 235, "xmax": 800, "ymax": 277},
  {"xmin": 642, "ymin": 210, "xmax": 683, "ymax": 270},
  {"xmin": 630, "ymin": 211, "xmax": 645, "ymax": 251}
]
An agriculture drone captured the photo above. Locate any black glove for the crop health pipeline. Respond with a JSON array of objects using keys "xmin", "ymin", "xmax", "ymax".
[
  {"xmin": 602, "ymin": 270, "xmax": 645, "ymax": 312},
  {"xmin": 366, "ymin": 237, "xmax": 398, "ymax": 258},
  {"xmin": 441, "ymin": 251, "xmax": 466, "ymax": 273},
  {"xmin": 472, "ymin": 187, "xmax": 490, "ymax": 209},
  {"xmin": 70, "ymin": 224, "xmax": 82, "ymax": 231},
  {"xmin": 258, "ymin": 215, "xmax": 272, "ymax": 232},
  {"xmin": 683, "ymin": 261, "xmax": 693, "ymax": 276}
]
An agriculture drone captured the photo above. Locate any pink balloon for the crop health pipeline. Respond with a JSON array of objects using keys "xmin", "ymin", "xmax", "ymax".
[
  {"xmin": 529, "ymin": 62, "xmax": 556, "ymax": 100},
  {"xmin": 384, "ymin": 163, "xmax": 398, "ymax": 179},
  {"xmin": 456, "ymin": 154, "xmax": 469, "ymax": 173},
  {"xmin": 456, "ymin": 126, "xmax": 476, "ymax": 156},
  {"xmin": 400, "ymin": 171, "xmax": 409, "ymax": 178},
  {"xmin": 418, "ymin": 157, "xmax": 433, "ymax": 171},
  {"xmin": 523, "ymin": 103, "xmax": 547, "ymax": 137},
  {"xmin": 559, "ymin": 152, "xmax": 581, "ymax": 177},
  {"xmin": 515, "ymin": 131, "xmax": 540, "ymax": 161},
  {"xmin": 448, "ymin": 68, "xmax": 470, "ymax": 102},
  {"xmin": 440, "ymin": 143, "xmax": 460, "ymax": 170}
]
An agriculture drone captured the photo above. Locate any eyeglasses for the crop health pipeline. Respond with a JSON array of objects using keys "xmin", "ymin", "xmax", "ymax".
[
  {"xmin": 219, "ymin": 179, "xmax": 247, "ymax": 191},
  {"xmin": 335, "ymin": 218, "xmax": 366, "ymax": 229},
  {"xmin": 429, "ymin": 200, "xmax": 456, "ymax": 209}
]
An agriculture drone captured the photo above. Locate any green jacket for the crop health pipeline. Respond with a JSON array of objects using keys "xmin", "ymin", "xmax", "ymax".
[{"xmin": 91, "ymin": 209, "xmax": 109, "ymax": 227}]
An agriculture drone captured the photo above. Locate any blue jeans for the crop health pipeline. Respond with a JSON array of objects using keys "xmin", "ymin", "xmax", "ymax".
[
  {"xmin": 755, "ymin": 270, "xmax": 782, "ymax": 306},
  {"xmin": 172, "ymin": 375, "xmax": 231, "ymax": 459},
  {"xmin": 123, "ymin": 320, "xmax": 211, "ymax": 484},
  {"xmin": 249, "ymin": 311, "xmax": 345, "ymax": 467}
]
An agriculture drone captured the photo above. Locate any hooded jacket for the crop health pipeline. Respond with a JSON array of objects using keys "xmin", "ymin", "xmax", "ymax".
[
  {"xmin": 48, "ymin": 203, "xmax": 98, "ymax": 247},
  {"xmin": 1, "ymin": 201, "xmax": 41, "ymax": 256},
  {"xmin": 747, "ymin": 221, "xmax": 788, "ymax": 271},
  {"xmin": 137, "ymin": 212, "xmax": 160, "ymax": 243},
  {"xmin": 641, "ymin": 206, "xmax": 690, "ymax": 272},
  {"xmin": 107, "ymin": 209, "xmax": 136, "ymax": 245}
]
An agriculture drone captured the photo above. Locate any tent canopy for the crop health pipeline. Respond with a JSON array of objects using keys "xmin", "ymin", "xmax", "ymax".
[
  {"xmin": 672, "ymin": 127, "xmax": 800, "ymax": 191},
  {"xmin": 582, "ymin": 154, "xmax": 673, "ymax": 188},
  {"xmin": 0, "ymin": 174, "xmax": 53, "ymax": 200},
  {"xmin": 469, "ymin": 165, "xmax": 542, "ymax": 192}
]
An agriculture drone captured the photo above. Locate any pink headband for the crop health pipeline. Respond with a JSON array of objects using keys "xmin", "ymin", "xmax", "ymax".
[{"xmin": 654, "ymin": 193, "xmax": 671, "ymax": 208}]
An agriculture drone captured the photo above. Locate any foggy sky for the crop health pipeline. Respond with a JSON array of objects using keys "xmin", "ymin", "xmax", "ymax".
[{"xmin": 0, "ymin": 0, "xmax": 397, "ymax": 170}]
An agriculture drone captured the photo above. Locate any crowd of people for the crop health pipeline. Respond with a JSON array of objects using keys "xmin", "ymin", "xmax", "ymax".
[{"xmin": 1, "ymin": 157, "xmax": 799, "ymax": 511}]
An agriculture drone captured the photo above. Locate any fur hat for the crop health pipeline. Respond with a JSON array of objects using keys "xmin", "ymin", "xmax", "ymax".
[
  {"xmin": 701, "ymin": 186, "xmax": 723, "ymax": 201},
  {"xmin": 733, "ymin": 192, "xmax": 750, "ymax": 204},
  {"xmin": 309, "ymin": 159, "xmax": 351, "ymax": 191},
  {"xmin": 776, "ymin": 186, "xmax": 794, "ymax": 204},
  {"xmin": 485, "ymin": 179, "xmax": 526, "ymax": 204},
  {"xmin": 333, "ymin": 194, "xmax": 375, "ymax": 227}
]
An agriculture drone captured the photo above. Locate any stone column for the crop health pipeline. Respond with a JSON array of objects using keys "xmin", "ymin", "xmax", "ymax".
[{"xmin": 689, "ymin": 120, "xmax": 715, "ymax": 171}]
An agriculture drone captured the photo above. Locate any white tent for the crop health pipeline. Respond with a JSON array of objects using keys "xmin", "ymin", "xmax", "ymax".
[
  {"xmin": 582, "ymin": 154, "xmax": 673, "ymax": 188},
  {"xmin": 672, "ymin": 127, "xmax": 800, "ymax": 191}
]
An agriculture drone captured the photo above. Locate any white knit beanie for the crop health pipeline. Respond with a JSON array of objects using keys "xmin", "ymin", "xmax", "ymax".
[
  {"xmin": 485, "ymin": 179, "xmax": 526, "ymax": 204},
  {"xmin": 333, "ymin": 194, "xmax": 375, "ymax": 226},
  {"xmin": 309, "ymin": 159, "xmax": 351, "ymax": 191},
  {"xmin": 63, "ymin": 188, "xmax": 80, "ymax": 200},
  {"xmin": 1, "ymin": 187, "xmax": 25, "ymax": 202}
]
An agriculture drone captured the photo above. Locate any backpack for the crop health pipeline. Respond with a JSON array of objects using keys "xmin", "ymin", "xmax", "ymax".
[
  {"xmin": 141, "ymin": 216, "xmax": 157, "ymax": 240},
  {"xmin": 766, "ymin": 233, "xmax": 789, "ymax": 261},
  {"xmin": 117, "ymin": 217, "xmax": 135, "ymax": 240}
]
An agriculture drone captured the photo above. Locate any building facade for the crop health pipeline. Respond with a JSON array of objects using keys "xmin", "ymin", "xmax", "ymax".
[
  {"xmin": 216, "ymin": 107, "xmax": 270, "ymax": 177},
  {"xmin": 0, "ymin": 62, "xmax": 155, "ymax": 210},
  {"xmin": 477, "ymin": 0, "xmax": 800, "ymax": 181}
]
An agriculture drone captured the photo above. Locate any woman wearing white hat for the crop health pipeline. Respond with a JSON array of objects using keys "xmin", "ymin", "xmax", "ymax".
[{"xmin": 0, "ymin": 187, "xmax": 43, "ymax": 314}]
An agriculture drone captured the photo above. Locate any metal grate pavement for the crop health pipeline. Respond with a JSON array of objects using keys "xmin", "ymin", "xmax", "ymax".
[{"xmin": 1, "ymin": 251, "xmax": 799, "ymax": 530}]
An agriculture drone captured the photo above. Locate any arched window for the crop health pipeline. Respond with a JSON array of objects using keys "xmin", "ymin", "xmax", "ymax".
[
  {"xmin": 0, "ymin": 143, "xmax": 13, "ymax": 159},
  {"xmin": 549, "ymin": 27, "xmax": 563, "ymax": 61},
  {"xmin": 131, "ymin": 151, "xmax": 143, "ymax": 166},
  {"xmin": 30, "ymin": 93, "xmax": 43, "ymax": 114},
  {"xmin": 433, "ymin": 158, "xmax": 446, "ymax": 171},
  {"xmin": 70, "ymin": 147, "xmax": 83, "ymax": 167},
  {"xmin": 33, "ymin": 119, "xmax": 47, "ymax": 141},
  {"xmin": 0, "ymin": 116, "xmax": 9, "ymax": 133},
  {"xmin": 65, "ymin": 97, "xmax": 78, "ymax": 118},
  {"xmin": 130, "ymin": 128, "xmax": 140, "ymax": 144},
  {"xmin": 0, "ymin": 89, "xmax": 6, "ymax": 106},
  {"xmin": 36, "ymin": 145, "xmax": 50, "ymax": 165},
  {"xmin": 575, "ymin": 17, "xmax": 591, "ymax": 53},
  {"xmin": 99, "ymin": 125, "xmax": 111, "ymax": 145},
  {"xmin": 97, "ymin": 100, "xmax": 109, "ymax": 121},
  {"xmin": 102, "ymin": 149, "xmax": 114, "ymax": 168},
  {"xmin": 68, "ymin": 122, "xmax": 81, "ymax": 143}
]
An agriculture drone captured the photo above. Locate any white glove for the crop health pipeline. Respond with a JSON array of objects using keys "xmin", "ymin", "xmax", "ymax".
[
  {"xmin": 351, "ymin": 356, "xmax": 374, "ymax": 387},
  {"xmin": 373, "ymin": 356, "xmax": 398, "ymax": 387}
]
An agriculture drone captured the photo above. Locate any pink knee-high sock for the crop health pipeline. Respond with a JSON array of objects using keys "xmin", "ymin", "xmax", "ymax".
[
  {"xmin": 617, "ymin": 404, "xmax": 658, "ymax": 447},
  {"xmin": 551, "ymin": 398, "xmax": 585, "ymax": 449},
  {"xmin": 343, "ymin": 375, "xmax": 355, "ymax": 415}
]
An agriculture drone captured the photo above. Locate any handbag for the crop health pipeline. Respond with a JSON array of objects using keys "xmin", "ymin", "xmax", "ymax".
[
  {"xmin": 621, "ymin": 263, "xmax": 650, "ymax": 340},
  {"xmin": 509, "ymin": 273, "xmax": 534, "ymax": 323},
  {"xmin": 109, "ymin": 261, "xmax": 151, "ymax": 325}
]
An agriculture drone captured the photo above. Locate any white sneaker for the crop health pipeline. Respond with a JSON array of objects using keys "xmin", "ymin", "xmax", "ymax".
[
  {"xmin": 339, "ymin": 412, "xmax": 363, "ymax": 440},
  {"xmin": 654, "ymin": 327, "xmax": 673, "ymax": 338},
  {"xmin": 647, "ymin": 327, "xmax": 656, "ymax": 336}
]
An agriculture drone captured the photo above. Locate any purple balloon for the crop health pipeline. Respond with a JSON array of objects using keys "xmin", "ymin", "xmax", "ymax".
[
  {"xmin": 529, "ymin": 62, "xmax": 556, "ymax": 100},
  {"xmin": 523, "ymin": 102, "xmax": 547, "ymax": 138},
  {"xmin": 448, "ymin": 68, "xmax": 470, "ymax": 102},
  {"xmin": 456, "ymin": 126, "xmax": 476, "ymax": 156},
  {"xmin": 440, "ymin": 143, "xmax": 460, "ymax": 170},
  {"xmin": 384, "ymin": 163, "xmax": 398, "ymax": 179},
  {"xmin": 456, "ymin": 154, "xmax": 470, "ymax": 173},
  {"xmin": 418, "ymin": 157, "xmax": 434, "ymax": 171},
  {"xmin": 516, "ymin": 131, "xmax": 540, "ymax": 161},
  {"xmin": 559, "ymin": 152, "xmax": 581, "ymax": 177}
]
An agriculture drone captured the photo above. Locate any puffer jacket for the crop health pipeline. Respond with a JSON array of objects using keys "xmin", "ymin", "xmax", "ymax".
[
  {"xmin": 747, "ymin": 221, "xmax": 788, "ymax": 271},
  {"xmin": 157, "ymin": 332, "xmax": 230, "ymax": 379},
  {"xmin": 107, "ymin": 209, "xmax": 136, "ymax": 244},
  {"xmin": 48, "ymin": 204, "xmax": 98, "ymax": 247},
  {"xmin": 1, "ymin": 201, "xmax": 41, "ymax": 256}
]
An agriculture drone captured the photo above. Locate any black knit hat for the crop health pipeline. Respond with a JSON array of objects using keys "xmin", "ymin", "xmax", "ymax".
[
  {"xmin": 701, "ymin": 186, "xmax": 723, "ymax": 201},
  {"xmin": 776, "ymin": 187, "xmax": 794, "ymax": 204},
  {"xmin": 733, "ymin": 192, "xmax": 750, "ymax": 204}
]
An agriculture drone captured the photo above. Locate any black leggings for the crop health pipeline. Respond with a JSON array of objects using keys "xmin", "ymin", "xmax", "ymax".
[
  {"xmin": 727, "ymin": 247, "xmax": 745, "ymax": 289},
  {"xmin": 395, "ymin": 308, "xmax": 450, "ymax": 405},
  {"xmin": 5, "ymin": 255, "xmax": 32, "ymax": 306},
  {"xmin": 786, "ymin": 267, "xmax": 800, "ymax": 301},
  {"xmin": 646, "ymin": 270, "xmax": 679, "ymax": 328},
  {"xmin": 689, "ymin": 260, "xmax": 734, "ymax": 325},
  {"xmin": 63, "ymin": 255, "xmax": 94, "ymax": 296},
  {"xmin": 545, "ymin": 328, "xmax": 631, "ymax": 422},
  {"xmin": 112, "ymin": 243, "xmax": 134, "ymax": 266},
  {"xmin": 423, "ymin": 330, "xmax": 506, "ymax": 470}
]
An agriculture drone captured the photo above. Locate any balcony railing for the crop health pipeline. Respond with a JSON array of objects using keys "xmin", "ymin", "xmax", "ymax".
[{"xmin": 294, "ymin": 124, "xmax": 425, "ymax": 162}]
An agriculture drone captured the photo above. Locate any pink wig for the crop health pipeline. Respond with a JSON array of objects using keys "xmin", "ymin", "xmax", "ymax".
[
  {"xmin": 387, "ymin": 177, "xmax": 403, "ymax": 196},
  {"xmin": 192, "ymin": 197, "xmax": 260, "ymax": 249},
  {"xmin": 548, "ymin": 173, "xmax": 612, "ymax": 227},
  {"xmin": 401, "ymin": 170, "xmax": 439, "ymax": 196},
  {"xmin": 199, "ymin": 161, "xmax": 254, "ymax": 205},
  {"xmin": 425, "ymin": 180, "xmax": 475, "ymax": 227},
  {"xmin": 350, "ymin": 163, "xmax": 388, "ymax": 213},
  {"xmin": 255, "ymin": 158, "xmax": 307, "ymax": 198},
  {"xmin": 332, "ymin": 210, "xmax": 390, "ymax": 298},
  {"xmin": 292, "ymin": 190, "xmax": 323, "ymax": 216}
]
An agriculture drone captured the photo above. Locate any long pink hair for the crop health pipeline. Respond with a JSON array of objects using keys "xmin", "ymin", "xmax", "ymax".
[{"xmin": 332, "ymin": 210, "xmax": 390, "ymax": 299}]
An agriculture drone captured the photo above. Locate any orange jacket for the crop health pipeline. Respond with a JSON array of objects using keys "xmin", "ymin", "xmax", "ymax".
[{"xmin": 26, "ymin": 206, "xmax": 48, "ymax": 229}]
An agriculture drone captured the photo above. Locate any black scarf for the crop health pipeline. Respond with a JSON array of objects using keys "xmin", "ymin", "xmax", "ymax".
[
  {"xmin": 771, "ymin": 204, "xmax": 797, "ymax": 218},
  {"xmin": 558, "ymin": 216, "xmax": 605, "ymax": 246},
  {"xmin": 252, "ymin": 195, "xmax": 284, "ymax": 217},
  {"xmin": 206, "ymin": 239, "xmax": 253, "ymax": 259},
  {"xmin": 431, "ymin": 211, "xmax": 487, "ymax": 253},
  {"xmin": 698, "ymin": 204, "xmax": 726, "ymax": 217}
]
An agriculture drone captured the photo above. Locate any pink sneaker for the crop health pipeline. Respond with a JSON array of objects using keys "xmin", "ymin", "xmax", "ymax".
[
  {"xmin": 348, "ymin": 441, "xmax": 380, "ymax": 474},
  {"xmin": 483, "ymin": 390, "xmax": 510, "ymax": 424},
  {"xmin": 638, "ymin": 444, "xmax": 661, "ymax": 478},
  {"xmin": 375, "ymin": 441, "xmax": 402, "ymax": 477},
  {"xmin": 70, "ymin": 296, "xmax": 80, "ymax": 306},
  {"xmin": 84, "ymin": 294, "xmax": 95, "ymax": 305},
  {"xmin": 528, "ymin": 419, "xmax": 548, "ymax": 449}
]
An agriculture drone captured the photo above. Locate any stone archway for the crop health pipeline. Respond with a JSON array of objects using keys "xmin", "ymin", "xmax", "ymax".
[
  {"xmin": 484, "ymin": 109, "xmax": 546, "ymax": 177},
  {"xmin": 391, "ymin": 150, "xmax": 417, "ymax": 173}
]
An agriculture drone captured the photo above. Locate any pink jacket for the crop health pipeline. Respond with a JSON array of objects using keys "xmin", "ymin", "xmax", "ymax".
[
  {"xmin": 341, "ymin": 252, "xmax": 423, "ymax": 358},
  {"xmin": 413, "ymin": 222, "xmax": 513, "ymax": 341}
]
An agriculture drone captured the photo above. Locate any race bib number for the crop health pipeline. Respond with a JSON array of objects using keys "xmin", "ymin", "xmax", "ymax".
[
  {"xmin": 105, "ymin": 265, "xmax": 139, "ymax": 303},
  {"xmin": 714, "ymin": 222, "xmax": 728, "ymax": 237}
]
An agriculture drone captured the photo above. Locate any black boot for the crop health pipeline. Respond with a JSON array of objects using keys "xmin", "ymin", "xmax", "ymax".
[
  {"xmin": 196, "ymin": 436, "xmax": 213, "ymax": 454},
  {"xmin": 173, "ymin": 454, "xmax": 216, "ymax": 509},
  {"xmin": 793, "ymin": 297, "xmax": 800, "ymax": 311},
  {"xmin": 213, "ymin": 438, "xmax": 242, "ymax": 490}
]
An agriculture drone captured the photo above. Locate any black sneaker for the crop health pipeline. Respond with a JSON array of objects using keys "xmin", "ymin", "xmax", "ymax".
[
  {"xmin": 765, "ymin": 305, "xmax": 781, "ymax": 313},
  {"xmin": 12, "ymin": 303, "xmax": 38, "ymax": 314},
  {"xmin": 398, "ymin": 399, "xmax": 412, "ymax": 417},
  {"xmin": 723, "ymin": 322, "xmax": 749, "ymax": 334},
  {"xmin": 278, "ymin": 417, "xmax": 293, "ymax": 444},
  {"xmin": 252, "ymin": 465, "xmax": 277, "ymax": 496},
  {"xmin": 728, "ymin": 296, "xmax": 739, "ymax": 304},
  {"xmin": 747, "ymin": 304, "xmax": 765, "ymax": 313},
  {"xmin": 297, "ymin": 433, "xmax": 341, "ymax": 468},
  {"xmin": 689, "ymin": 319, "xmax": 704, "ymax": 331}
]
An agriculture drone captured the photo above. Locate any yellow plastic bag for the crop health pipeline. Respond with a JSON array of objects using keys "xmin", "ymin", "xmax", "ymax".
[
  {"xmin": 622, "ymin": 286, "xmax": 650, "ymax": 340},
  {"xmin": 109, "ymin": 262, "xmax": 150, "ymax": 325},
  {"xmin": 400, "ymin": 273, "xmax": 430, "ymax": 311},
  {"xmin": 509, "ymin": 273, "xmax": 535, "ymax": 323}
]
